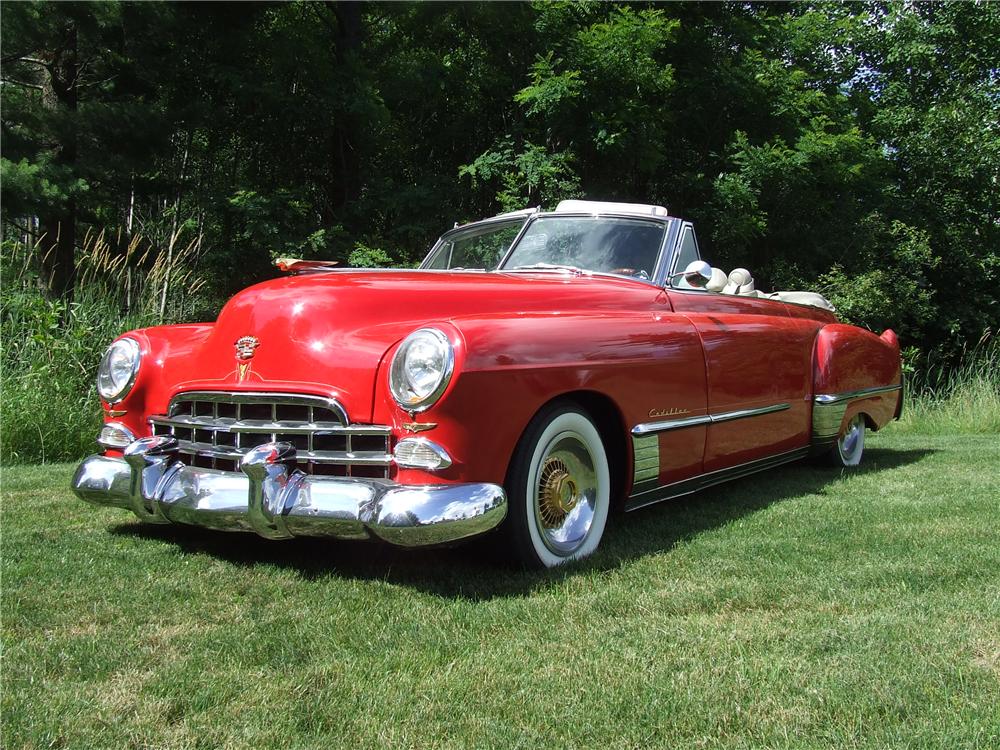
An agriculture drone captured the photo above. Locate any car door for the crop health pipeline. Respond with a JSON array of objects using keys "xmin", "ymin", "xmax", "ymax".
[{"xmin": 665, "ymin": 230, "xmax": 817, "ymax": 472}]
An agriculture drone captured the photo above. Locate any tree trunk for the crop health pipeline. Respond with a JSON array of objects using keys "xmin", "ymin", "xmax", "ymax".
[
  {"xmin": 327, "ymin": 1, "xmax": 363, "ymax": 214},
  {"xmin": 37, "ymin": 21, "xmax": 78, "ymax": 303}
]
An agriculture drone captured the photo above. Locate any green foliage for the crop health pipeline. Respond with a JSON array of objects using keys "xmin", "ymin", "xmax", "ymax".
[
  {"xmin": 1, "ymin": 232, "xmax": 209, "ymax": 464},
  {"xmin": 0, "ymin": 288, "xmax": 141, "ymax": 464},
  {"xmin": 460, "ymin": 139, "xmax": 580, "ymax": 212},
  {"xmin": 817, "ymin": 220, "xmax": 938, "ymax": 341},
  {"xmin": 347, "ymin": 243, "xmax": 395, "ymax": 269},
  {"xmin": 2, "ymin": 1, "xmax": 998, "ymax": 461},
  {"xmin": 895, "ymin": 335, "xmax": 1000, "ymax": 435}
]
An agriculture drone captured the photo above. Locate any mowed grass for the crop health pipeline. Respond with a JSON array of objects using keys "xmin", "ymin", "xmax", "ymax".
[{"xmin": 3, "ymin": 431, "xmax": 999, "ymax": 749}]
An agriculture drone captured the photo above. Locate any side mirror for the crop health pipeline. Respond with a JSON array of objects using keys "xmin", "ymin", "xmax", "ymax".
[{"xmin": 672, "ymin": 260, "xmax": 712, "ymax": 288}]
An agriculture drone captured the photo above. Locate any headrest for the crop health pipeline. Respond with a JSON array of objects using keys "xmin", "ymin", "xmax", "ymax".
[
  {"xmin": 705, "ymin": 267, "xmax": 728, "ymax": 292},
  {"xmin": 723, "ymin": 268, "xmax": 755, "ymax": 295}
]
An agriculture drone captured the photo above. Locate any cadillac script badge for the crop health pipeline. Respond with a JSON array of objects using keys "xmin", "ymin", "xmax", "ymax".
[{"xmin": 235, "ymin": 335, "xmax": 260, "ymax": 382}]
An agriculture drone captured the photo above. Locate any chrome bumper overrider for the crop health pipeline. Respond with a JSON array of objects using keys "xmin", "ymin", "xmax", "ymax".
[{"xmin": 71, "ymin": 436, "xmax": 507, "ymax": 547}]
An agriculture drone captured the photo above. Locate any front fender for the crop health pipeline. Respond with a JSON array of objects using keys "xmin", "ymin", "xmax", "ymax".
[{"xmin": 372, "ymin": 311, "xmax": 708, "ymax": 489}]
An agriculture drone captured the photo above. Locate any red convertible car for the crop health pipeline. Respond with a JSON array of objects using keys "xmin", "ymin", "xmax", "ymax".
[{"xmin": 73, "ymin": 200, "xmax": 902, "ymax": 567}]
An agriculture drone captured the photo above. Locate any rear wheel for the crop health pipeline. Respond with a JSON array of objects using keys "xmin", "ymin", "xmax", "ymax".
[
  {"xmin": 503, "ymin": 403, "xmax": 611, "ymax": 568},
  {"xmin": 827, "ymin": 413, "xmax": 866, "ymax": 467}
]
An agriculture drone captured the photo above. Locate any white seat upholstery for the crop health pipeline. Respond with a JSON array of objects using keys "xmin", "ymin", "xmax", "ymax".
[
  {"xmin": 704, "ymin": 264, "xmax": 836, "ymax": 311},
  {"xmin": 705, "ymin": 267, "xmax": 728, "ymax": 292},
  {"xmin": 764, "ymin": 290, "xmax": 836, "ymax": 312},
  {"xmin": 722, "ymin": 268, "xmax": 757, "ymax": 296}
]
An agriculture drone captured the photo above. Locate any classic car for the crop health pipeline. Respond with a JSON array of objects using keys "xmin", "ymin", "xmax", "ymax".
[{"xmin": 73, "ymin": 199, "xmax": 903, "ymax": 568}]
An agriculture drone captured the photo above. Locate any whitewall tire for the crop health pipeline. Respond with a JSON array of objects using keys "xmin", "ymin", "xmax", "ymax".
[
  {"xmin": 828, "ymin": 413, "xmax": 866, "ymax": 467},
  {"xmin": 504, "ymin": 404, "xmax": 611, "ymax": 568}
]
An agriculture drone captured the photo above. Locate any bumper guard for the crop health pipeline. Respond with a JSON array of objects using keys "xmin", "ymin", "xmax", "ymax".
[{"xmin": 72, "ymin": 436, "xmax": 507, "ymax": 547}]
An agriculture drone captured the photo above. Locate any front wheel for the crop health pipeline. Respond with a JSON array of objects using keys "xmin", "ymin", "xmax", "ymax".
[
  {"xmin": 503, "ymin": 404, "xmax": 611, "ymax": 568},
  {"xmin": 827, "ymin": 413, "xmax": 866, "ymax": 467}
]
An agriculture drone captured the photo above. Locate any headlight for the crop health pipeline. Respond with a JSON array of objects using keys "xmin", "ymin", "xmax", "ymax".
[
  {"xmin": 389, "ymin": 328, "xmax": 455, "ymax": 412},
  {"xmin": 97, "ymin": 337, "xmax": 141, "ymax": 403}
]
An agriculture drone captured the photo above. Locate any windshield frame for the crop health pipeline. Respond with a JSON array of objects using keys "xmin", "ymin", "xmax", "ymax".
[
  {"xmin": 419, "ymin": 211, "xmax": 535, "ymax": 271},
  {"xmin": 419, "ymin": 210, "xmax": 684, "ymax": 286},
  {"xmin": 496, "ymin": 212, "xmax": 676, "ymax": 286}
]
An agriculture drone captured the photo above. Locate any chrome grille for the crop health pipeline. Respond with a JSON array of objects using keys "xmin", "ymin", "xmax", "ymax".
[{"xmin": 149, "ymin": 392, "xmax": 391, "ymax": 478}]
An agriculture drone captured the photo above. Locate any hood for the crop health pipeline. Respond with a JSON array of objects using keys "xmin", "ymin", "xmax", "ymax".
[{"xmin": 163, "ymin": 270, "xmax": 660, "ymax": 421}]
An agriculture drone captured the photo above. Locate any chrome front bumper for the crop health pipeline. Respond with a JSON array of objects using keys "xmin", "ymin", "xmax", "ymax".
[{"xmin": 72, "ymin": 436, "xmax": 507, "ymax": 547}]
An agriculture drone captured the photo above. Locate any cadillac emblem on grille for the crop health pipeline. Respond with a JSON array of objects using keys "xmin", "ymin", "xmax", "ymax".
[{"xmin": 235, "ymin": 335, "xmax": 260, "ymax": 381}]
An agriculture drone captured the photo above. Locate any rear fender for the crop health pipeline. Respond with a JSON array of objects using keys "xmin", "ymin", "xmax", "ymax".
[{"xmin": 811, "ymin": 324, "xmax": 902, "ymax": 448}]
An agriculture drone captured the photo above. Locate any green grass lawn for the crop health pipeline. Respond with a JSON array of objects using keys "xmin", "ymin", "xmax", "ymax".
[{"xmin": 3, "ymin": 430, "xmax": 999, "ymax": 749}]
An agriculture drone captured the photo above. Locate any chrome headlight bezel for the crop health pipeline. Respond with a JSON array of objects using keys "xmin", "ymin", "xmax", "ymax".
[
  {"xmin": 96, "ymin": 337, "xmax": 141, "ymax": 404},
  {"xmin": 388, "ymin": 328, "xmax": 455, "ymax": 412}
]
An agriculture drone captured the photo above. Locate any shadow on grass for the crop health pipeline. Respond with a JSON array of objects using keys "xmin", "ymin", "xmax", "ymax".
[{"xmin": 108, "ymin": 446, "xmax": 934, "ymax": 600}]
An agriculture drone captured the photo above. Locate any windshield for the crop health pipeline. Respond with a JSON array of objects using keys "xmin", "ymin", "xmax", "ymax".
[
  {"xmin": 422, "ymin": 218, "xmax": 527, "ymax": 270},
  {"xmin": 499, "ymin": 216, "xmax": 666, "ymax": 280}
]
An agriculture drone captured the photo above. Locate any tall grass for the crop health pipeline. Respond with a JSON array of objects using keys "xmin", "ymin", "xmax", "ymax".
[
  {"xmin": 895, "ymin": 333, "xmax": 1000, "ymax": 435},
  {"xmin": 1, "ymin": 229, "xmax": 211, "ymax": 464}
]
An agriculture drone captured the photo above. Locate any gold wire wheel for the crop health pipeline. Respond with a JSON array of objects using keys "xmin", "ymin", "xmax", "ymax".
[{"xmin": 537, "ymin": 456, "xmax": 580, "ymax": 528}]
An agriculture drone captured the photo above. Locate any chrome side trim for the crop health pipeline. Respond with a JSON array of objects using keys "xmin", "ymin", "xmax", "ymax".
[
  {"xmin": 631, "ymin": 434, "xmax": 660, "ymax": 484},
  {"xmin": 626, "ymin": 446, "xmax": 809, "ymax": 511},
  {"xmin": 812, "ymin": 384, "xmax": 901, "ymax": 443},
  {"xmin": 814, "ymin": 384, "xmax": 902, "ymax": 404},
  {"xmin": 631, "ymin": 402, "xmax": 789, "ymax": 436},
  {"xmin": 632, "ymin": 414, "xmax": 711, "ymax": 436},
  {"xmin": 709, "ymin": 402, "xmax": 790, "ymax": 424}
]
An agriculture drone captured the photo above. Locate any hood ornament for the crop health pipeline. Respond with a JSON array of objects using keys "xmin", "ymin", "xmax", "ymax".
[{"xmin": 235, "ymin": 336, "xmax": 260, "ymax": 382}]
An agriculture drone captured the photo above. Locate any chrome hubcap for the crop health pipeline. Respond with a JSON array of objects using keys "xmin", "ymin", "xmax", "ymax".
[
  {"xmin": 533, "ymin": 431, "xmax": 597, "ymax": 556},
  {"xmin": 839, "ymin": 415, "xmax": 863, "ymax": 460}
]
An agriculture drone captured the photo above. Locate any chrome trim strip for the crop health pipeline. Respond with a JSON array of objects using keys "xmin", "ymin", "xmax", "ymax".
[
  {"xmin": 814, "ymin": 384, "xmax": 902, "ymax": 404},
  {"xmin": 169, "ymin": 391, "xmax": 349, "ymax": 424},
  {"xmin": 709, "ymin": 402, "xmax": 790, "ymax": 424},
  {"xmin": 631, "ymin": 402, "xmax": 789, "ymax": 436},
  {"xmin": 811, "ymin": 384, "xmax": 901, "ymax": 442},
  {"xmin": 626, "ymin": 446, "xmax": 809, "ymax": 511},
  {"xmin": 632, "ymin": 414, "xmax": 711, "ymax": 436},
  {"xmin": 170, "ymin": 441, "xmax": 392, "ymax": 466},
  {"xmin": 149, "ymin": 415, "xmax": 390, "ymax": 436},
  {"xmin": 631, "ymin": 434, "xmax": 660, "ymax": 484}
]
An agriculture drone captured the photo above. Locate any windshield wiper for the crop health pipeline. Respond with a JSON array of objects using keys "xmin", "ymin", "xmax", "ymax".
[{"xmin": 509, "ymin": 263, "xmax": 590, "ymax": 275}]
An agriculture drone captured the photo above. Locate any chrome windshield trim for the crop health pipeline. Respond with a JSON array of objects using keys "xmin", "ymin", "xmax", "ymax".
[
  {"xmin": 495, "ymin": 212, "xmax": 675, "ymax": 276},
  {"xmin": 422, "ymin": 213, "xmax": 536, "ymax": 270},
  {"xmin": 814, "ymin": 384, "xmax": 901, "ymax": 405},
  {"xmin": 631, "ymin": 402, "xmax": 790, "ymax": 436}
]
